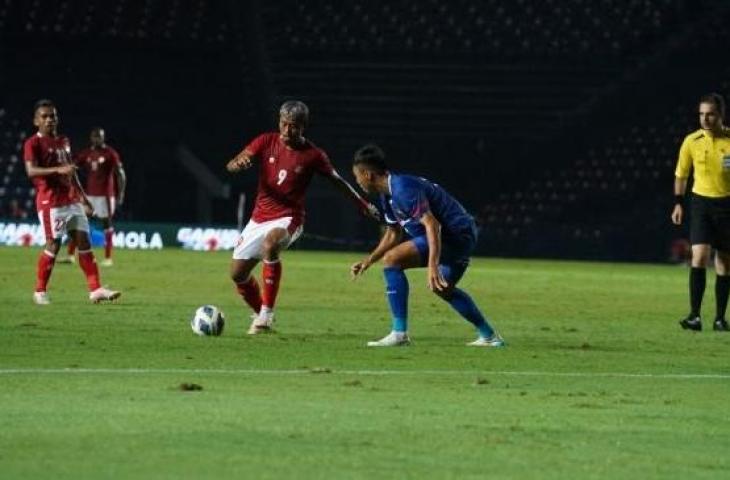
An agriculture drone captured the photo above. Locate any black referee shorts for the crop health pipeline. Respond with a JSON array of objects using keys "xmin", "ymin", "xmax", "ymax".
[{"xmin": 690, "ymin": 193, "xmax": 730, "ymax": 251}]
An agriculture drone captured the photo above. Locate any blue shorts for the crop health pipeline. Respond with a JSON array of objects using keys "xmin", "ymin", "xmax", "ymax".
[{"xmin": 410, "ymin": 223, "xmax": 478, "ymax": 285}]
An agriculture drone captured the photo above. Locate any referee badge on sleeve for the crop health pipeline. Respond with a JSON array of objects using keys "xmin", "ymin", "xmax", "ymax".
[{"xmin": 723, "ymin": 154, "xmax": 730, "ymax": 170}]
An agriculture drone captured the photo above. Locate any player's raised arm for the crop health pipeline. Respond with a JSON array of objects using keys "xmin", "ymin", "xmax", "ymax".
[
  {"xmin": 351, "ymin": 225, "xmax": 402, "ymax": 279},
  {"xmin": 325, "ymin": 169, "xmax": 381, "ymax": 221},
  {"xmin": 226, "ymin": 149, "xmax": 256, "ymax": 172}
]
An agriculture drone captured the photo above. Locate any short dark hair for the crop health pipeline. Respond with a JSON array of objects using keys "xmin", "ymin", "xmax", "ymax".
[
  {"xmin": 700, "ymin": 93, "xmax": 726, "ymax": 119},
  {"xmin": 353, "ymin": 144, "xmax": 388, "ymax": 174},
  {"xmin": 33, "ymin": 99, "xmax": 55, "ymax": 114},
  {"xmin": 279, "ymin": 100, "xmax": 309, "ymax": 126}
]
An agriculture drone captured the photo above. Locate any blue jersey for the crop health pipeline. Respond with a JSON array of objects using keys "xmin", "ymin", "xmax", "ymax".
[{"xmin": 380, "ymin": 174, "xmax": 475, "ymax": 240}]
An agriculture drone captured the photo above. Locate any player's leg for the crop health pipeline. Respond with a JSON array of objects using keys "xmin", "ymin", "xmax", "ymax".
[
  {"xmin": 259, "ymin": 227, "xmax": 290, "ymax": 324},
  {"xmin": 681, "ymin": 195, "xmax": 712, "ymax": 330},
  {"xmin": 367, "ymin": 240, "xmax": 422, "ymax": 347},
  {"xmin": 57, "ymin": 235, "xmax": 76, "ymax": 263},
  {"xmin": 682, "ymin": 244, "xmax": 711, "ymax": 331},
  {"xmin": 100, "ymin": 196, "xmax": 115, "ymax": 266},
  {"xmin": 432, "ymin": 262, "xmax": 503, "ymax": 347},
  {"xmin": 67, "ymin": 204, "xmax": 120, "ymax": 303},
  {"xmin": 238, "ymin": 217, "xmax": 303, "ymax": 334},
  {"xmin": 230, "ymin": 258, "xmax": 262, "ymax": 315},
  {"xmin": 714, "ymin": 250, "xmax": 730, "ymax": 331},
  {"xmin": 33, "ymin": 207, "xmax": 63, "ymax": 304},
  {"xmin": 711, "ymin": 203, "xmax": 730, "ymax": 331},
  {"xmin": 425, "ymin": 227, "xmax": 503, "ymax": 346},
  {"xmin": 230, "ymin": 219, "xmax": 269, "ymax": 333},
  {"xmin": 100, "ymin": 216, "xmax": 114, "ymax": 266}
]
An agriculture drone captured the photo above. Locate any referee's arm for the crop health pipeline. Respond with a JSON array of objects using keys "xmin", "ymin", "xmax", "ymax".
[
  {"xmin": 672, "ymin": 176, "xmax": 688, "ymax": 225},
  {"xmin": 672, "ymin": 137, "xmax": 692, "ymax": 225}
]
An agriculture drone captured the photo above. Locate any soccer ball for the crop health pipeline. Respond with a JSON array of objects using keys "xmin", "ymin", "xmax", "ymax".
[{"xmin": 191, "ymin": 305, "xmax": 225, "ymax": 336}]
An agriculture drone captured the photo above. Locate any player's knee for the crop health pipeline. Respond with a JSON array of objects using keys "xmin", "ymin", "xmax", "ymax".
[
  {"xmin": 434, "ymin": 285, "xmax": 454, "ymax": 300},
  {"xmin": 262, "ymin": 240, "xmax": 281, "ymax": 259},
  {"xmin": 75, "ymin": 234, "xmax": 91, "ymax": 250},
  {"xmin": 691, "ymin": 248, "xmax": 711, "ymax": 267},
  {"xmin": 230, "ymin": 265, "xmax": 250, "ymax": 283},
  {"xmin": 45, "ymin": 240, "xmax": 61, "ymax": 254},
  {"xmin": 382, "ymin": 250, "xmax": 402, "ymax": 268},
  {"xmin": 716, "ymin": 252, "xmax": 730, "ymax": 274}
]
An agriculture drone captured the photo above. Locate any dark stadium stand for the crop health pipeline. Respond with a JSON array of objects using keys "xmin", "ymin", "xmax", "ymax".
[
  {"xmin": 261, "ymin": 0, "xmax": 691, "ymax": 144},
  {"xmin": 0, "ymin": 0, "xmax": 258, "ymax": 223},
  {"xmin": 0, "ymin": 107, "xmax": 34, "ymax": 219},
  {"xmin": 262, "ymin": 0, "xmax": 687, "ymax": 58},
  {"xmin": 1, "ymin": 0, "xmax": 729, "ymax": 260},
  {"xmin": 0, "ymin": 0, "xmax": 231, "ymax": 44}
]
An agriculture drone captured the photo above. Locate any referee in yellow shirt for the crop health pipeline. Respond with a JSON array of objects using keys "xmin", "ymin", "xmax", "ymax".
[{"xmin": 672, "ymin": 93, "xmax": 730, "ymax": 332}]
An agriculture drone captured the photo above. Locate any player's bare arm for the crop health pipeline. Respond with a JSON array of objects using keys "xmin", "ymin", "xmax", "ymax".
[
  {"xmin": 351, "ymin": 225, "xmax": 403, "ymax": 279},
  {"xmin": 25, "ymin": 161, "xmax": 75, "ymax": 178},
  {"xmin": 116, "ymin": 165, "xmax": 127, "ymax": 205},
  {"xmin": 420, "ymin": 211, "xmax": 449, "ymax": 292},
  {"xmin": 326, "ymin": 169, "xmax": 381, "ymax": 221},
  {"xmin": 226, "ymin": 150, "xmax": 255, "ymax": 172},
  {"xmin": 672, "ymin": 177, "xmax": 688, "ymax": 225}
]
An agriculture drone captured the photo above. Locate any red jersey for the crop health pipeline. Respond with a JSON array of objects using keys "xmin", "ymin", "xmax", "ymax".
[
  {"xmin": 74, "ymin": 145, "xmax": 122, "ymax": 196},
  {"xmin": 23, "ymin": 133, "xmax": 80, "ymax": 210},
  {"xmin": 244, "ymin": 132, "xmax": 335, "ymax": 223}
]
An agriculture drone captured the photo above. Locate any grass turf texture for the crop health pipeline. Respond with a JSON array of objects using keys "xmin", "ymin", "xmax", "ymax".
[{"xmin": 0, "ymin": 246, "xmax": 728, "ymax": 479}]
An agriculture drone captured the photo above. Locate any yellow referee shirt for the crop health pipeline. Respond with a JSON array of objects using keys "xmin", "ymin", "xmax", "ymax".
[{"xmin": 675, "ymin": 127, "xmax": 730, "ymax": 198}]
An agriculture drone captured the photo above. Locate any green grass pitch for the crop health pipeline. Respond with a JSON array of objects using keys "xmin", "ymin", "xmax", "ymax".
[{"xmin": 0, "ymin": 246, "xmax": 729, "ymax": 479}]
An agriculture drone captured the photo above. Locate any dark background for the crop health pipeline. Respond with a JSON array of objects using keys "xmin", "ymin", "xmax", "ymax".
[{"xmin": 1, "ymin": 0, "xmax": 728, "ymax": 261}]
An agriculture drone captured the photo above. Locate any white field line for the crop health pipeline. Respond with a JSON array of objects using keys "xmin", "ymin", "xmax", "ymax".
[{"xmin": 0, "ymin": 368, "xmax": 728, "ymax": 380}]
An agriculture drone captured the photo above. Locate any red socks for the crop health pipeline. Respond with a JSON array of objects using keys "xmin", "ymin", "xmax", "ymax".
[
  {"xmin": 77, "ymin": 250, "xmax": 101, "ymax": 291},
  {"xmin": 104, "ymin": 228, "xmax": 114, "ymax": 259},
  {"xmin": 233, "ymin": 260, "xmax": 282, "ymax": 318},
  {"xmin": 67, "ymin": 239, "xmax": 76, "ymax": 256},
  {"xmin": 35, "ymin": 250, "xmax": 56, "ymax": 292},
  {"xmin": 235, "ymin": 276, "xmax": 262, "ymax": 314},
  {"xmin": 261, "ymin": 259, "xmax": 282, "ymax": 310}
]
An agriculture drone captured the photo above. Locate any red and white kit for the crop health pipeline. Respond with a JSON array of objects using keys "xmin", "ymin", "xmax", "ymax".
[
  {"xmin": 24, "ymin": 132, "xmax": 118, "ymax": 302},
  {"xmin": 74, "ymin": 145, "xmax": 122, "ymax": 218},
  {"xmin": 23, "ymin": 133, "xmax": 89, "ymax": 240},
  {"xmin": 232, "ymin": 132, "xmax": 335, "ymax": 260}
]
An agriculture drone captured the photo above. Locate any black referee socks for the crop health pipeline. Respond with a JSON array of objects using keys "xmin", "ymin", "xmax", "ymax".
[
  {"xmin": 715, "ymin": 274, "xmax": 730, "ymax": 321},
  {"xmin": 689, "ymin": 267, "xmax": 706, "ymax": 317}
]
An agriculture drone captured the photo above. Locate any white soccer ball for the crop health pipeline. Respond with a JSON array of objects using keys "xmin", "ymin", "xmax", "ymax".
[{"xmin": 191, "ymin": 305, "xmax": 225, "ymax": 336}]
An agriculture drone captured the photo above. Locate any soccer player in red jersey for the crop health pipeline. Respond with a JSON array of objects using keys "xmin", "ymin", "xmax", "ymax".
[
  {"xmin": 64, "ymin": 127, "xmax": 126, "ymax": 266},
  {"xmin": 23, "ymin": 99, "xmax": 121, "ymax": 305},
  {"xmin": 226, "ymin": 100, "xmax": 379, "ymax": 334}
]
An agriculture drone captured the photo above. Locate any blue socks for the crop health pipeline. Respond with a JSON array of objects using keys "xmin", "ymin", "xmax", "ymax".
[
  {"xmin": 447, "ymin": 288, "xmax": 494, "ymax": 338},
  {"xmin": 383, "ymin": 267, "xmax": 494, "ymax": 338},
  {"xmin": 384, "ymin": 267, "xmax": 409, "ymax": 332}
]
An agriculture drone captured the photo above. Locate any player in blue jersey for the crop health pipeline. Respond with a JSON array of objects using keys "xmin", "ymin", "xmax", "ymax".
[{"xmin": 350, "ymin": 144, "xmax": 504, "ymax": 347}]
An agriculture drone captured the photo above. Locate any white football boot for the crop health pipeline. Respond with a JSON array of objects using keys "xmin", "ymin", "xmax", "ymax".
[
  {"xmin": 89, "ymin": 287, "xmax": 121, "ymax": 304},
  {"xmin": 467, "ymin": 333, "xmax": 505, "ymax": 347},
  {"xmin": 100, "ymin": 258, "xmax": 114, "ymax": 267},
  {"xmin": 367, "ymin": 331, "xmax": 411, "ymax": 347},
  {"xmin": 247, "ymin": 313, "xmax": 275, "ymax": 335},
  {"xmin": 33, "ymin": 291, "xmax": 51, "ymax": 305},
  {"xmin": 56, "ymin": 255, "xmax": 75, "ymax": 264}
]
